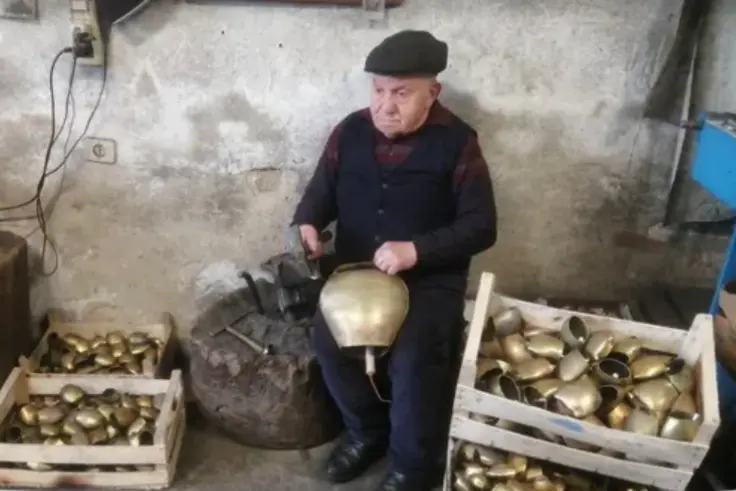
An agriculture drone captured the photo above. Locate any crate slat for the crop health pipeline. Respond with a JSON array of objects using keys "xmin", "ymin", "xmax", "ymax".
[
  {"xmin": 20, "ymin": 311, "xmax": 177, "ymax": 379},
  {"xmin": 0, "ymin": 368, "xmax": 185, "ymax": 489},
  {"xmin": 446, "ymin": 272, "xmax": 721, "ymax": 491}
]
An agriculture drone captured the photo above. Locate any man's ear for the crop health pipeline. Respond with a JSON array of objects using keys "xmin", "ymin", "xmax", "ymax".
[{"xmin": 431, "ymin": 82, "xmax": 442, "ymax": 101}]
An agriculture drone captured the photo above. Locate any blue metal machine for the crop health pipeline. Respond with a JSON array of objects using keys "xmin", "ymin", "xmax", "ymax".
[{"xmin": 690, "ymin": 112, "xmax": 736, "ymax": 417}]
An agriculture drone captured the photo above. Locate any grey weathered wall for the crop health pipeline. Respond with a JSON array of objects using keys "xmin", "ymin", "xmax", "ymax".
[{"xmin": 0, "ymin": 0, "xmax": 727, "ymax": 333}]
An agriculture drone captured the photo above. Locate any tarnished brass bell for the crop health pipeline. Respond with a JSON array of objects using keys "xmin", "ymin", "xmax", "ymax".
[
  {"xmin": 553, "ymin": 376, "xmax": 601, "ymax": 418},
  {"xmin": 453, "ymin": 475, "xmax": 473, "ymax": 491},
  {"xmin": 507, "ymin": 454, "xmax": 527, "ymax": 474},
  {"xmin": 526, "ymin": 334, "xmax": 566, "ymax": 360},
  {"xmin": 479, "ymin": 336, "xmax": 505, "ymax": 359},
  {"xmin": 90, "ymin": 336, "xmax": 107, "ymax": 349},
  {"xmin": 490, "ymin": 484, "xmax": 512, "ymax": 491},
  {"xmin": 129, "ymin": 428, "xmax": 154, "ymax": 446},
  {"xmin": 127, "ymin": 417, "xmax": 148, "ymax": 436},
  {"xmin": 491, "ymin": 374, "xmax": 523, "ymax": 401},
  {"xmin": 138, "ymin": 406, "xmax": 158, "ymax": 421},
  {"xmin": 95, "ymin": 353, "xmax": 116, "ymax": 367},
  {"xmin": 93, "ymin": 344, "xmax": 112, "ymax": 357},
  {"xmin": 624, "ymin": 409, "xmax": 660, "ymax": 436},
  {"xmin": 560, "ymin": 316, "xmax": 590, "ymax": 348},
  {"xmin": 477, "ymin": 359, "xmax": 510, "ymax": 381},
  {"xmin": 62, "ymin": 420, "xmax": 85, "ymax": 436},
  {"xmin": 88, "ymin": 426, "xmax": 109, "ymax": 444},
  {"xmin": 61, "ymin": 352, "xmax": 77, "ymax": 372},
  {"xmin": 486, "ymin": 463, "xmax": 518, "ymax": 479},
  {"xmin": 110, "ymin": 343, "xmax": 128, "ymax": 359},
  {"xmin": 630, "ymin": 355, "xmax": 673, "ymax": 381},
  {"xmin": 106, "ymin": 331, "xmax": 125, "ymax": 345},
  {"xmin": 502, "ymin": 334, "xmax": 533, "ymax": 364},
  {"xmin": 19, "ymin": 404, "xmax": 40, "ymax": 426},
  {"xmin": 670, "ymin": 392, "xmax": 697, "ymax": 417},
  {"xmin": 530, "ymin": 476, "xmax": 560, "ymax": 491},
  {"xmin": 592, "ymin": 358, "xmax": 632, "ymax": 386},
  {"xmin": 459, "ymin": 443, "xmax": 479, "ymax": 462},
  {"xmin": 60, "ymin": 384, "xmax": 86, "ymax": 406},
  {"xmin": 320, "ymin": 263, "xmax": 409, "ymax": 349},
  {"xmin": 558, "ymin": 349, "xmax": 589, "ymax": 382},
  {"xmin": 113, "ymin": 407, "xmax": 138, "ymax": 428},
  {"xmin": 584, "ymin": 331, "xmax": 614, "ymax": 361},
  {"xmin": 100, "ymin": 388, "xmax": 121, "ymax": 403},
  {"xmin": 37, "ymin": 406, "xmax": 66, "ymax": 425},
  {"xmin": 125, "ymin": 361, "xmax": 144, "ymax": 375},
  {"xmin": 666, "ymin": 359, "xmax": 695, "ymax": 394},
  {"xmin": 660, "ymin": 414, "xmax": 701, "ymax": 442},
  {"xmin": 106, "ymin": 424, "xmax": 120, "ymax": 440},
  {"xmin": 68, "ymin": 431, "xmax": 90, "ymax": 445},
  {"xmin": 524, "ymin": 378, "xmax": 563, "ymax": 408},
  {"xmin": 129, "ymin": 342, "xmax": 149, "ymax": 356},
  {"xmin": 629, "ymin": 379, "xmax": 679, "ymax": 413},
  {"xmin": 525, "ymin": 465, "xmax": 543, "ymax": 481},
  {"xmin": 39, "ymin": 423, "xmax": 62, "ymax": 437},
  {"xmin": 493, "ymin": 307, "xmax": 523, "ymax": 337},
  {"xmin": 120, "ymin": 394, "xmax": 139, "ymax": 410},
  {"xmin": 605, "ymin": 400, "xmax": 633, "ymax": 430},
  {"xmin": 128, "ymin": 332, "xmax": 149, "ymax": 345},
  {"xmin": 477, "ymin": 447, "xmax": 504, "ymax": 466},
  {"xmin": 76, "ymin": 409, "xmax": 105, "ymax": 429},
  {"xmin": 513, "ymin": 358, "xmax": 556, "ymax": 383},
  {"xmin": 506, "ymin": 480, "xmax": 530, "ymax": 491},
  {"xmin": 44, "ymin": 436, "xmax": 66, "ymax": 445},
  {"xmin": 610, "ymin": 336, "xmax": 643, "ymax": 363},
  {"xmin": 97, "ymin": 403, "xmax": 116, "ymax": 422}
]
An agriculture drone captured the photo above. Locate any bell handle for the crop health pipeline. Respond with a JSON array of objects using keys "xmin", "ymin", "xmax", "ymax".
[{"xmin": 332, "ymin": 261, "xmax": 378, "ymax": 275}]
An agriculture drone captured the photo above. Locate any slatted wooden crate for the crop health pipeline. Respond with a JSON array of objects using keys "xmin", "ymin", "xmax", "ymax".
[
  {"xmin": 0, "ymin": 368, "xmax": 186, "ymax": 488},
  {"xmin": 446, "ymin": 272, "xmax": 720, "ymax": 491},
  {"xmin": 19, "ymin": 311, "xmax": 176, "ymax": 379}
]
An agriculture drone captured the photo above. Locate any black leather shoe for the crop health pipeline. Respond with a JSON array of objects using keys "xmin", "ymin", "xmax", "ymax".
[
  {"xmin": 324, "ymin": 438, "xmax": 387, "ymax": 483},
  {"xmin": 377, "ymin": 470, "xmax": 439, "ymax": 491}
]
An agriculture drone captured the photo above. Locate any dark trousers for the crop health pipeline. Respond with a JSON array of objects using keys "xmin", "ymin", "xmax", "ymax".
[{"xmin": 312, "ymin": 284, "xmax": 465, "ymax": 477}]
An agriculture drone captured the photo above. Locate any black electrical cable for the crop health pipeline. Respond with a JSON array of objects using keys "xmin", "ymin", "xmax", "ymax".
[
  {"xmin": 38, "ymin": 52, "xmax": 109, "ymax": 277},
  {"xmin": 0, "ymin": 47, "xmax": 73, "ymax": 214},
  {"xmin": 0, "ymin": 43, "xmax": 108, "ymax": 277}
]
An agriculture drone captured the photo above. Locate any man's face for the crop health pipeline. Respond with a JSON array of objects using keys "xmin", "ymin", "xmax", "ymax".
[{"xmin": 369, "ymin": 75, "xmax": 441, "ymax": 138}]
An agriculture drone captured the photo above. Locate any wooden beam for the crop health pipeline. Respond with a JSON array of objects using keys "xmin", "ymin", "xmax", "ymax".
[{"xmin": 185, "ymin": 0, "xmax": 404, "ymax": 7}]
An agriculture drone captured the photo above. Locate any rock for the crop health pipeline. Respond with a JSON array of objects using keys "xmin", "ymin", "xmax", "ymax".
[{"xmin": 188, "ymin": 289, "xmax": 342, "ymax": 450}]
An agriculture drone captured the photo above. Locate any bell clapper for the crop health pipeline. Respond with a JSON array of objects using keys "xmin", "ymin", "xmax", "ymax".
[{"xmin": 365, "ymin": 347, "xmax": 391, "ymax": 404}]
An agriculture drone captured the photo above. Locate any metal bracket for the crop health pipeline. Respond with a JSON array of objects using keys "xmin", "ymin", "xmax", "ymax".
[{"xmin": 362, "ymin": 0, "xmax": 385, "ymax": 22}]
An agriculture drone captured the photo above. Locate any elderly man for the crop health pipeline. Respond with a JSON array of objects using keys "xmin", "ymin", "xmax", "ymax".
[{"xmin": 291, "ymin": 30, "xmax": 497, "ymax": 491}]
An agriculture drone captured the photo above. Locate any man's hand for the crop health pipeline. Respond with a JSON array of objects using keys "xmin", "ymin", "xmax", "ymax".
[
  {"xmin": 299, "ymin": 224, "xmax": 323, "ymax": 259},
  {"xmin": 373, "ymin": 241, "xmax": 418, "ymax": 275}
]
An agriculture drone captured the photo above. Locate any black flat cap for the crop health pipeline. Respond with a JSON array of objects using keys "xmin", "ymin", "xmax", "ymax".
[{"xmin": 364, "ymin": 30, "xmax": 448, "ymax": 76}]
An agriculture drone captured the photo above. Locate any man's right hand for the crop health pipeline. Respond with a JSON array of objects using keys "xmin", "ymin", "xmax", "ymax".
[{"xmin": 299, "ymin": 224, "xmax": 323, "ymax": 259}]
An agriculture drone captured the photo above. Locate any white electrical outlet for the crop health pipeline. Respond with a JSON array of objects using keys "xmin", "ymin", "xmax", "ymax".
[
  {"xmin": 86, "ymin": 137, "xmax": 117, "ymax": 165},
  {"xmin": 70, "ymin": 0, "xmax": 105, "ymax": 67}
]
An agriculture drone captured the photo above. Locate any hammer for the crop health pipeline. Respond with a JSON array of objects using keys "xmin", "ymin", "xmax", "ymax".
[{"xmin": 210, "ymin": 312, "xmax": 273, "ymax": 355}]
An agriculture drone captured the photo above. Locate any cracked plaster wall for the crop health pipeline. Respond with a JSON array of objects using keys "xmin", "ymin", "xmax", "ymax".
[{"xmin": 0, "ymin": 0, "xmax": 727, "ymax": 334}]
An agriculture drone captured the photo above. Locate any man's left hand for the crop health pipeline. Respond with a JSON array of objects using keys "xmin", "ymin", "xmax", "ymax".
[{"xmin": 373, "ymin": 241, "xmax": 418, "ymax": 275}]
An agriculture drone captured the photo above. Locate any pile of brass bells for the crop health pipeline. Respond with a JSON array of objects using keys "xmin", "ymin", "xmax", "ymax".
[
  {"xmin": 38, "ymin": 331, "xmax": 165, "ymax": 375},
  {"xmin": 475, "ymin": 308, "xmax": 702, "ymax": 446},
  {"xmin": 452, "ymin": 441, "xmax": 652, "ymax": 491},
  {"xmin": 3, "ymin": 384, "xmax": 160, "ymax": 470}
]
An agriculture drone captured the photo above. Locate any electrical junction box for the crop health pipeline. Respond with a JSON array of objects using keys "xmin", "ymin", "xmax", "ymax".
[{"xmin": 70, "ymin": 0, "xmax": 105, "ymax": 67}]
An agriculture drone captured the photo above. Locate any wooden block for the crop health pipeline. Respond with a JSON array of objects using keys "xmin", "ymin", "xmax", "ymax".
[{"xmin": 0, "ymin": 231, "xmax": 32, "ymax": 386}]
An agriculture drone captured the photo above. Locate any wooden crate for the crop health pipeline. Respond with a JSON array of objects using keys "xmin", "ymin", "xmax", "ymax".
[
  {"xmin": 446, "ymin": 272, "xmax": 720, "ymax": 491},
  {"xmin": 0, "ymin": 368, "xmax": 186, "ymax": 489},
  {"xmin": 20, "ymin": 311, "xmax": 177, "ymax": 379}
]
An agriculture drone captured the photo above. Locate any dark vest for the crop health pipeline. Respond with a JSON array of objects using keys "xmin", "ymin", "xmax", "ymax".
[{"xmin": 333, "ymin": 113, "xmax": 473, "ymax": 284}]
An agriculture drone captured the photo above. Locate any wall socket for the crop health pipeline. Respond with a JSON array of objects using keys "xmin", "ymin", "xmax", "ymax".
[
  {"xmin": 86, "ymin": 137, "xmax": 117, "ymax": 165},
  {"xmin": 70, "ymin": 0, "xmax": 105, "ymax": 67}
]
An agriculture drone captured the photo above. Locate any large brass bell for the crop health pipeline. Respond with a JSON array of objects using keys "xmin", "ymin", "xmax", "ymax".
[{"xmin": 319, "ymin": 262, "xmax": 410, "ymax": 387}]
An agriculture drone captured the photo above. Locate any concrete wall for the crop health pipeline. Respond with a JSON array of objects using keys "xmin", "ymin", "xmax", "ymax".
[{"xmin": 0, "ymin": 0, "xmax": 725, "ymax": 333}]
